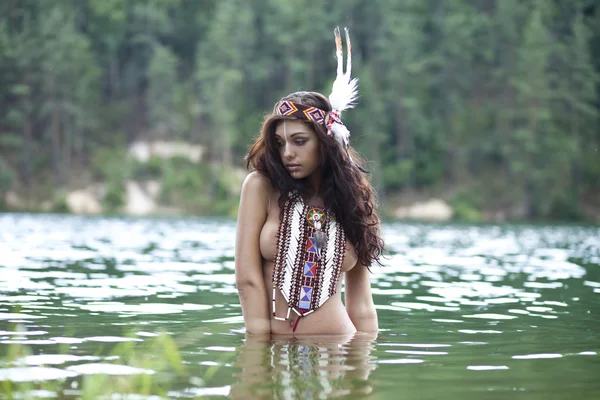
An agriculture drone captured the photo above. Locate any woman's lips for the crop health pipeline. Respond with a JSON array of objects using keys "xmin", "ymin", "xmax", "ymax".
[{"xmin": 287, "ymin": 164, "xmax": 301, "ymax": 172}]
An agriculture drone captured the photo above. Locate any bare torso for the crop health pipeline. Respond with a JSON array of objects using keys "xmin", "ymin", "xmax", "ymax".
[{"xmin": 259, "ymin": 188, "xmax": 359, "ymax": 335}]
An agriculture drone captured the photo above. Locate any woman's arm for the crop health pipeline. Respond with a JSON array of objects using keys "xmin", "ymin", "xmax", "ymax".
[
  {"xmin": 345, "ymin": 262, "xmax": 378, "ymax": 333},
  {"xmin": 235, "ymin": 172, "xmax": 271, "ymax": 335}
]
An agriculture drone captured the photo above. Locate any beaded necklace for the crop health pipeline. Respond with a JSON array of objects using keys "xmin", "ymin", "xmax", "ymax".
[{"xmin": 272, "ymin": 196, "xmax": 346, "ymax": 331}]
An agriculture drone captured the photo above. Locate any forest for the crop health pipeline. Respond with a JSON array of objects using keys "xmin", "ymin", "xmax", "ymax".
[{"xmin": 0, "ymin": 0, "xmax": 598, "ymax": 222}]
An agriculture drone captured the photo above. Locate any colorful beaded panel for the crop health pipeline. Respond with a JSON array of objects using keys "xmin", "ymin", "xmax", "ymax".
[
  {"xmin": 272, "ymin": 196, "xmax": 346, "ymax": 323},
  {"xmin": 274, "ymin": 100, "xmax": 327, "ymax": 126}
]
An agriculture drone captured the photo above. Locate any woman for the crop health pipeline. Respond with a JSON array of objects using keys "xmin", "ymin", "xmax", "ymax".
[{"xmin": 235, "ymin": 27, "xmax": 384, "ymax": 336}]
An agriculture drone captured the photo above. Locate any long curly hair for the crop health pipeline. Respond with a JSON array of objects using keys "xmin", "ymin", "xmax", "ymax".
[{"xmin": 246, "ymin": 91, "xmax": 384, "ymax": 267}]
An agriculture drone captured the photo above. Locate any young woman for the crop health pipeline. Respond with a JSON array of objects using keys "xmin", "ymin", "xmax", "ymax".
[{"xmin": 235, "ymin": 28, "xmax": 384, "ymax": 336}]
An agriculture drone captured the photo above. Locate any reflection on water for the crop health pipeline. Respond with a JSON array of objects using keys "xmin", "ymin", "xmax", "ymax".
[
  {"xmin": 0, "ymin": 213, "xmax": 599, "ymax": 399},
  {"xmin": 230, "ymin": 333, "xmax": 377, "ymax": 399}
]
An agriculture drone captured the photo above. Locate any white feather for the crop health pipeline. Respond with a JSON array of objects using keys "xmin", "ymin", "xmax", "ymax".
[
  {"xmin": 329, "ymin": 27, "xmax": 358, "ymax": 113},
  {"xmin": 320, "ymin": 219, "xmax": 338, "ymax": 306},
  {"xmin": 325, "ymin": 218, "xmax": 337, "ymax": 266},
  {"xmin": 330, "ymin": 124, "xmax": 350, "ymax": 148},
  {"xmin": 329, "ymin": 77, "xmax": 358, "ymax": 113},
  {"xmin": 282, "ymin": 200, "xmax": 303, "ymax": 303}
]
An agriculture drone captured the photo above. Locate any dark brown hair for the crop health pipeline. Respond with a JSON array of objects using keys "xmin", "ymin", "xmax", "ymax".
[{"xmin": 246, "ymin": 91, "xmax": 384, "ymax": 267}]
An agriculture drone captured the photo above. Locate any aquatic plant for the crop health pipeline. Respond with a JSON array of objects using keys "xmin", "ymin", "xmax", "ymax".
[{"xmin": 0, "ymin": 324, "xmax": 189, "ymax": 399}]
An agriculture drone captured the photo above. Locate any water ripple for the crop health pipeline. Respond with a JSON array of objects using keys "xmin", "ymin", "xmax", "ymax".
[{"xmin": 0, "ymin": 214, "xmax": 599, "ymax": 398}]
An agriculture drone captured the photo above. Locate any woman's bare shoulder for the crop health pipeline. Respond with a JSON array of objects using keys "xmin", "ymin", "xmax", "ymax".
[
  {"xmin": 238, "ymin": 172, "xmax": 274, "ymax": 223},
  {"xmin": 241, "ymin": 172, "xmax": 277, "ymax": 212},
  {"xmin": 242, "ymin": 171, "xmax": 273, "ymax": 195}
]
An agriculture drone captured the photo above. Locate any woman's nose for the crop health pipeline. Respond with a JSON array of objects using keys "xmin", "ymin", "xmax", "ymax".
[{"xmin": 283, "ymin": 143, "xmax": 294, "ymax": 159}]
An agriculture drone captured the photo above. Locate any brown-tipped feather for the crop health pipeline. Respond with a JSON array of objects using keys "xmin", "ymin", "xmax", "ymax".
[{"xmin": 334, "ymin": 26, "xmax": 343, "ymax": 76}]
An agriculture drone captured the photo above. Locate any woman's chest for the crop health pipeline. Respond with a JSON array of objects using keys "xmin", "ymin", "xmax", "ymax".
[{"xmin": 259, "ymin": 213, "xmax": 358, "ymax": 272}]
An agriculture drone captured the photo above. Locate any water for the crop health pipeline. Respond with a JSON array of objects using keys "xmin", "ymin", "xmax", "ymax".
[{"xmin": 0, "ymin": 213, "xmax": 599, "ymax": 399}]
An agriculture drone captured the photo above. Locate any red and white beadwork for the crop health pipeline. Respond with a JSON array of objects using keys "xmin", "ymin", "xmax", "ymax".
[{"xmin": 272, "ymin": 196, "xmax": 346, "ymax": 329}]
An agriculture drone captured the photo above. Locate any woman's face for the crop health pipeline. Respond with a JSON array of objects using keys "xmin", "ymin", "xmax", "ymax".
[{"xmin": 274, "ymin": 119, "xmax": 321, "ymax": 180}]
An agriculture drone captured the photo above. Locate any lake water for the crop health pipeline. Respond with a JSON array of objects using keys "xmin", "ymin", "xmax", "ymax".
[{"xmin": 0, "ymin": 213, "xmax": 599, "ymax": 399}]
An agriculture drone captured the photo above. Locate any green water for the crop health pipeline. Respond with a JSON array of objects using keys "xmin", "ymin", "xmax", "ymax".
[{"xmin": 0, "ymin": 214, "xmax": 599, "ymax": 399}]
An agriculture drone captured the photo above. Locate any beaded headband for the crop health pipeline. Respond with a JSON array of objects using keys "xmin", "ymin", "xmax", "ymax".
[
  {"xmin": 273, "ymin": 27, "xmax": 358, "ymax": 151},
  {"xmin": 274, "ymin": 100, "xmax": 327, "ymax": 125}
]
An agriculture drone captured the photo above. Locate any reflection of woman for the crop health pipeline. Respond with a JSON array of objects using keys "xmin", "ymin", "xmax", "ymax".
[
  {"xmin": 235, "ymin": 27, "xmax": 384, "ymax": 336},
  {"xmin": 230, "ymin": 332, "xmax": 378, "ymax": 399}
]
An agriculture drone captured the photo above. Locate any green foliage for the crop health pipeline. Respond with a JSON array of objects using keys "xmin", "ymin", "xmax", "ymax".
[
  {"xmin": 51, "ymin": 190, "xmax": 70, "ymax": 214},
  {"xmin": 0, "ymin": 133, "xmax": 22, "ymax": 149},
  {"xmin": 148, "ymin": 43, "xmax": 180, "ymax": 137},
  {"xmin": 79, "ymin": 333, "xmax": 186, "ymax": 399},
  {"xmin": 132, "ymin": 156, "xmax": 163, "ymax": 181},
  {"xmin": 545, "ymin": 192, "xmax": 586, "ymax": 222},
  {"xmin": 0, "ymin": 0, "xmax": 598, "ymax": 221},
  {"xmin": 90, "ymin": 147, "xmax": 129, "ymax": 182},
  {"xmin": 450, "ymin": 192, "xmax": 483, "ymax": 223},
  {"xmin": 103, "ymin": 182, "xmax": 126, "ymax": 213},
  {"xmin": 0, "ymin": 162, "xmax": 14, "ymax": 196},
  {"xmin": 160, "ymin": 157, "xmax": 205, "ymax": 209},
  {"xmin": 91, "ymin": 147, "xmax": 130, "ymax": 212},
  {"xmin": 381, "ymin": 160, "xmax": 413, "ymax": 191},
  {"xmin": 0, "ymin": 323, "xmax": 189, "ymax": 399},
  {"xmin": 159, "ymin": 157, "xmax": 241, "ymax": 216},
  {"xmin": 129, "ymin": 154, "xmax": 241, "ymax": 216},
  {"xmin": 211, "ymin": 165, "xmax": 243, "ymax": 217}
]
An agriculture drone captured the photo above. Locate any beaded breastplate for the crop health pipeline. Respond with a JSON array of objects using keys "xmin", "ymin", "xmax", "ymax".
[{"xmin": 272, "ymin": 196, "xmax": 346, "ymax": 330}]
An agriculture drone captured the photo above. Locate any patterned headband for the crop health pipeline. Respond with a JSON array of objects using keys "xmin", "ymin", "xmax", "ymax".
[
  {"xmin": 272, "ymin": 27, "xmax": 357, "ymax": 151},
  {"xmin": 274, "ymin": 100, "xmax": 345, "ymax": 140},
  {"xmin": 274, "ymin": 100, "xmax": 327, "ymax": 126},
  {"xmin": 271, "ymin": 28, "xmax": 368, "ymax": 173}
]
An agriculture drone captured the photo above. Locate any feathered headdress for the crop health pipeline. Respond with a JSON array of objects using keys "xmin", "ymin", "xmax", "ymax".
[
  {"xmin": 273, "ymin": 26, "xmax": 364, "ymax": 170},
  {"xmin": 326, "ymin": 26, "xmax": 358, "ymax": 150}
]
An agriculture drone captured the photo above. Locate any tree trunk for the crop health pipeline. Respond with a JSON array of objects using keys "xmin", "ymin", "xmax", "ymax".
[
  {"xmin": 21, "ymin": 70, "xmax": 32, "ymax": 188},
  {"xmin": 50, "ymin": 77, "xmax": 63, "ymax": 186},
  {"xmin": 524, "ymin": 100, "xmax": 540, "ymax": 219},
  {"xmin": 395, "ymin": 98, "xmax": 413, "ymax": 187},
  {"xmin": 216, "ymin": 78, "xmax": 232, "ymax": 165},
  {"xmin": 22, "ymin": 111, "xmax": 32, "ymax": 188},
  {"xmin": 74, "ymin": 117, "xmax": 84, "ymax": 171},
  {"xmin": 63, "ymin": 120, "xmax": 72, "ymax": 184}
]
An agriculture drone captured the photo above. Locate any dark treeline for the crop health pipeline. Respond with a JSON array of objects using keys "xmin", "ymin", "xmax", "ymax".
[{"xmin": 0, "ymin": 0, "xmax": 599, "ymax": 220}]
